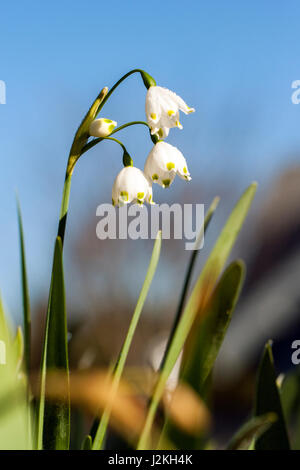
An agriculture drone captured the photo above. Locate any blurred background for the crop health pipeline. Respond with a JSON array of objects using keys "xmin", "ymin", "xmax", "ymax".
[{"xmin": 1, "ymin": 0, "xmax": 300, "ymax": 444}]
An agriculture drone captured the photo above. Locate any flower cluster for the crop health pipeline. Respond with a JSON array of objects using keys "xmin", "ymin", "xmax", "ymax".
[{"xmin": 89, "ymin": 81, "xmax": 195, "ymax": 207}]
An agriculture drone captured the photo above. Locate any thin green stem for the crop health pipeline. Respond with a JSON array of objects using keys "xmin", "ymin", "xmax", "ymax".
[
  {"xmin": 96, "ymin": 69, "xmax": 148, "ymax": 116},
  {"xmin": 92, "ymin": 232, "xmax": 162, "ymax": 450},
  {"xmin": 112, "ymin": 121, "xmax": 149, "ymax": 135},
  {"xmin": 81, "ymin": 121, "xmax": 149, "ymax": 155}
]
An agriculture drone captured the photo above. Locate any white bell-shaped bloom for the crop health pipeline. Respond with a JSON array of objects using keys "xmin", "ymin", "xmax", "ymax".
[
  {"xmin": 89, "ymin": 118, "xmax": 117, "ymax": 138},
  {"xmin": 112, "ymin": 166, "xmax": 154, "ymax": 207},
  {"xmin": 145, "ymin": 86, "xmax": 195, "ymax": 139},
  {"xmin": 144, "ymin": 141, "xmax": 191, "ymax": 188}
]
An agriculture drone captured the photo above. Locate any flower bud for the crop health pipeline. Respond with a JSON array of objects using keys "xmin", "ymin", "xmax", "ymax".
[{"xmin": 89, "ymin": 118, "xmax": 117, "ymax": 138}]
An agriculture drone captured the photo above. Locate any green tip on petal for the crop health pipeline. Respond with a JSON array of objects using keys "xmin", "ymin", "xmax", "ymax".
[
  {"xmin": 162, "ymin": 179, "xmax": 171, "ymax": 188},
  {"xmin": 120, "ymin": 191, "xmax": 129, "ymax": 201}
]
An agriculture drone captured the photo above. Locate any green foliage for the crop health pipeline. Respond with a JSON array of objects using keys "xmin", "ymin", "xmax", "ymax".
[
  {"xmin": 17, "ymin": 199, "xmax": 31, "ymax": 373},
  {"xmin": 165, "ymin": 260, "xmax": 245, "ymax": 449},
  {"xmin": 137, "ymin": 183, "xmax": 257, "ymax": 449},
  {"xmin": 227, "ymin": 413, "xmax": 277, "ymax": 450},
  {"xmin": 37, "ymin": 237, "xmax": 70, "ymax": 450},
  {"xmin": 92, "ymin": 231, "xmax": 162, "ymax": 450},
  {"xmin": 0, "ymin": 298, "xmax": 33, "ymax": 449},
  {"xmin": 254, "ymin": 341, "xmax": 290, "ymax": 450},
  {"xmin": 2, "ymin": 173, "xmax": 299, "ymax": 451},
  {"xmin": 281, "ymin": 366, "xmax": 300, "ymax": 449}
]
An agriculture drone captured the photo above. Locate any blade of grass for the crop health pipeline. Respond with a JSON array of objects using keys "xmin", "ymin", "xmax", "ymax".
[
  {"xmin": 159, "ymin": 196, "xmax": 220, "ymax": 371},
  {"xmin": 16, "ymin": 199, "xmax": 31, "ymax": 373},
  {"xmin": 254, "ymin": 341, "xmax": 290, "ymax": 450},
  {"xmin": 0, "ymin": 297, "xmax": 32, "ymax": 449},
  {"xmin": 37, "ymin": 237, "xmax": 70, "ymax": 450},
  {"xmin": 82, "ymin": 435, "xmax": 92, "ymax": 450},
  {"xmin": 92, "ymin": 231, "xmax": 162, "ymax": 450},
  {"xmin": 226, "ymin": 413, "xmax": 277, "ymax": 450},
  {"xmin": 137, "ymin": 182, "xmax": 257, "ymax": 449},
  {"xmin": 281, "ymin": 367, "xmax": 300, "ymax": 449}
]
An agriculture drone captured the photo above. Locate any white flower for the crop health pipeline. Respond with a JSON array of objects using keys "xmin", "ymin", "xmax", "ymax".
[
  {"xmin": 144, "ymin": 141, "xmax": 191, "ymax": 188},
  {"xmin": 112, "ymin": 166, "xmax": 154, "ymax": 207},
  {"xmin": 89, "ymin": 118, "xmax": 117, "ymax": 138},
  {"xmin": 145, "ymin": 86, "xmax": 195, "ymax": 139}
]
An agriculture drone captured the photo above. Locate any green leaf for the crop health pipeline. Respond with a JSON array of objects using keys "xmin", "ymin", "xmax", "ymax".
[
  {"xmin": 281, "ymin": 367, "xmax": 300, "ymax": 449},
  {"xmin": 92, "ymin": 231, "xmax": 162, "ymax": 450},
  {"xmin": 81, "ymin": 435, "xmax": 92, "ymax": 450},
  {"xmin": 159, "ymin": 196, "xmax": 220, "ymax": 371},
  {"xmin": 181, "ymin": 260, "xmax": 245, "ymax": 392},
  {"xmin": 227, "ymin": 413, "xmax": 277, "ymax": 450},
  {"xmin": 0, "ymin": 297, "xmax": 32, "ymax": 449},
  {"xmin": 37, "ymin": 237, "xmax": 70, "ymax": 450},
  {"xmin": 13, "ymin": 326, "xmax": 24, "ymax": 374},
  {"xmin": 67, "ymin": 87, "xmax": 108, "ymax": 175},
  {"xmin": 16, "ymin": 199, "xmax": 31, "ymax": 373},
  {"xmin": 254, "ymin": 341, "xmax": 290, "ymax": 450},
  {"xmin": 137, "ymin": 182, "xmax": 257, "ymax": 449},
  {"xmin": 164, "ymin": 261, "xmax": 245, "ymax": 449}
]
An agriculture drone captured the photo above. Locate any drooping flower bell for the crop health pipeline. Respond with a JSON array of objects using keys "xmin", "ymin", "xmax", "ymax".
[
  {"xmin": 145, "ymin": 86, "xmax": 195, "ymax": 139},
  {"xmin": 89, "ymin": 118, "xmax": 117, "ymax": 138},
  {"xmin": 144, "ymin": 141, "xmax": 191, "ymax": 188},
  {"xmin": 112, "ymin": 166, "xmax": 154, "ymax": 207}
]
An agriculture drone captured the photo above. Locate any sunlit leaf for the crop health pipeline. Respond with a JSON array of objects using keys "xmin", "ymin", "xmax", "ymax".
[
  {"xmin": 37, "ymin": 237, "xmax": 70, "ymax": 450},
  {"xmin": 137, "ymin": 183, "xmax": 257, "ymax": 449},
  {"xmin": 0, "ymin": 298, "xmax": 32, "ymax": 449},
  {"xmin": 16, "ymin": 199, "xmax": 31, "ymax": 373},
  {"xmin": 81, "ymin": 435, "xmax": 92, "ymax": 450},
  {"xmin": 92, "ymin": 231, "xmax": 162, "ymax": 450}
]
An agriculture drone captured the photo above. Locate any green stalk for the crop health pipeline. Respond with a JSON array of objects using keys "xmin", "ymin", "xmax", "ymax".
[
  {"xmin": 96, "ymin": 69, "xmax": 155, "ymax": 116},
  {"xmin": 92, "ymin": 231, "xmax": 162, "ymax": 450},
  {"xmin": 81, "ymin": 121, "xmax": 149, "ymax": 155},
  {"xmin": 57, "ymin": 172, "xmax": 72, "ymax": 245}
]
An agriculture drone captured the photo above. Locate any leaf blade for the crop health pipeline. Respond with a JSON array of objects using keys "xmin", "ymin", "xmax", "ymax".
[
  {"xmin": 37, "ymin": 237, "xmax": 70, "ymax": 450},
  {"xmin": 137, "ymin": 183, "xmax": 257, "ymax": 449},
  {"xmin": 92, "ymin": 231, "xmax": 162, "ymax": 450},
  {"xmin": 227, "ymin": 413, "xmax": 277, "ymax": 450},
  {"xmin": 16, "ymin": 199, "xmax": 31, "ymax": 373},
  {"xmin": 254, "ymin": 341, "xmax": 290, "ymax": 450}
]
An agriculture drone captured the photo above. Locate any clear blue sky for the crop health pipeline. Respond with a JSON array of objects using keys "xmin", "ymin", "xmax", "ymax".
[{"xmin": 1, "ymin": 1, "xmax": 300, "ymax": 319}]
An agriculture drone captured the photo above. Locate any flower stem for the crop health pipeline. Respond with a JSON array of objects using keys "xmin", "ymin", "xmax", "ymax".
[
  {"xmin": 57, "ymin": 171, "xmax": 72, "ymax": 246},
  {"xmin": 96, "ymin": 69, "xmax": 153, "ymax": 116},
  {"xmin": 81, "ymin": 121, "xmax": 149, "ymax": 155}
]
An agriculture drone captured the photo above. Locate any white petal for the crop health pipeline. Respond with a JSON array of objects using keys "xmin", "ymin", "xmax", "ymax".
[
  {"xmin": 112, "ymin": 166, "xmax": 152, "ymax": 207},
  {"xmin": 145, "ymin": 87, "xmax": 161, "ymax": 124}
]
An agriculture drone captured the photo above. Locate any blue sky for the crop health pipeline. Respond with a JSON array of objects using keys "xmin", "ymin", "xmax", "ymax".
[{"xmin": 1, "ymin": 1, "xmax": 300, "ymax": 319}]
